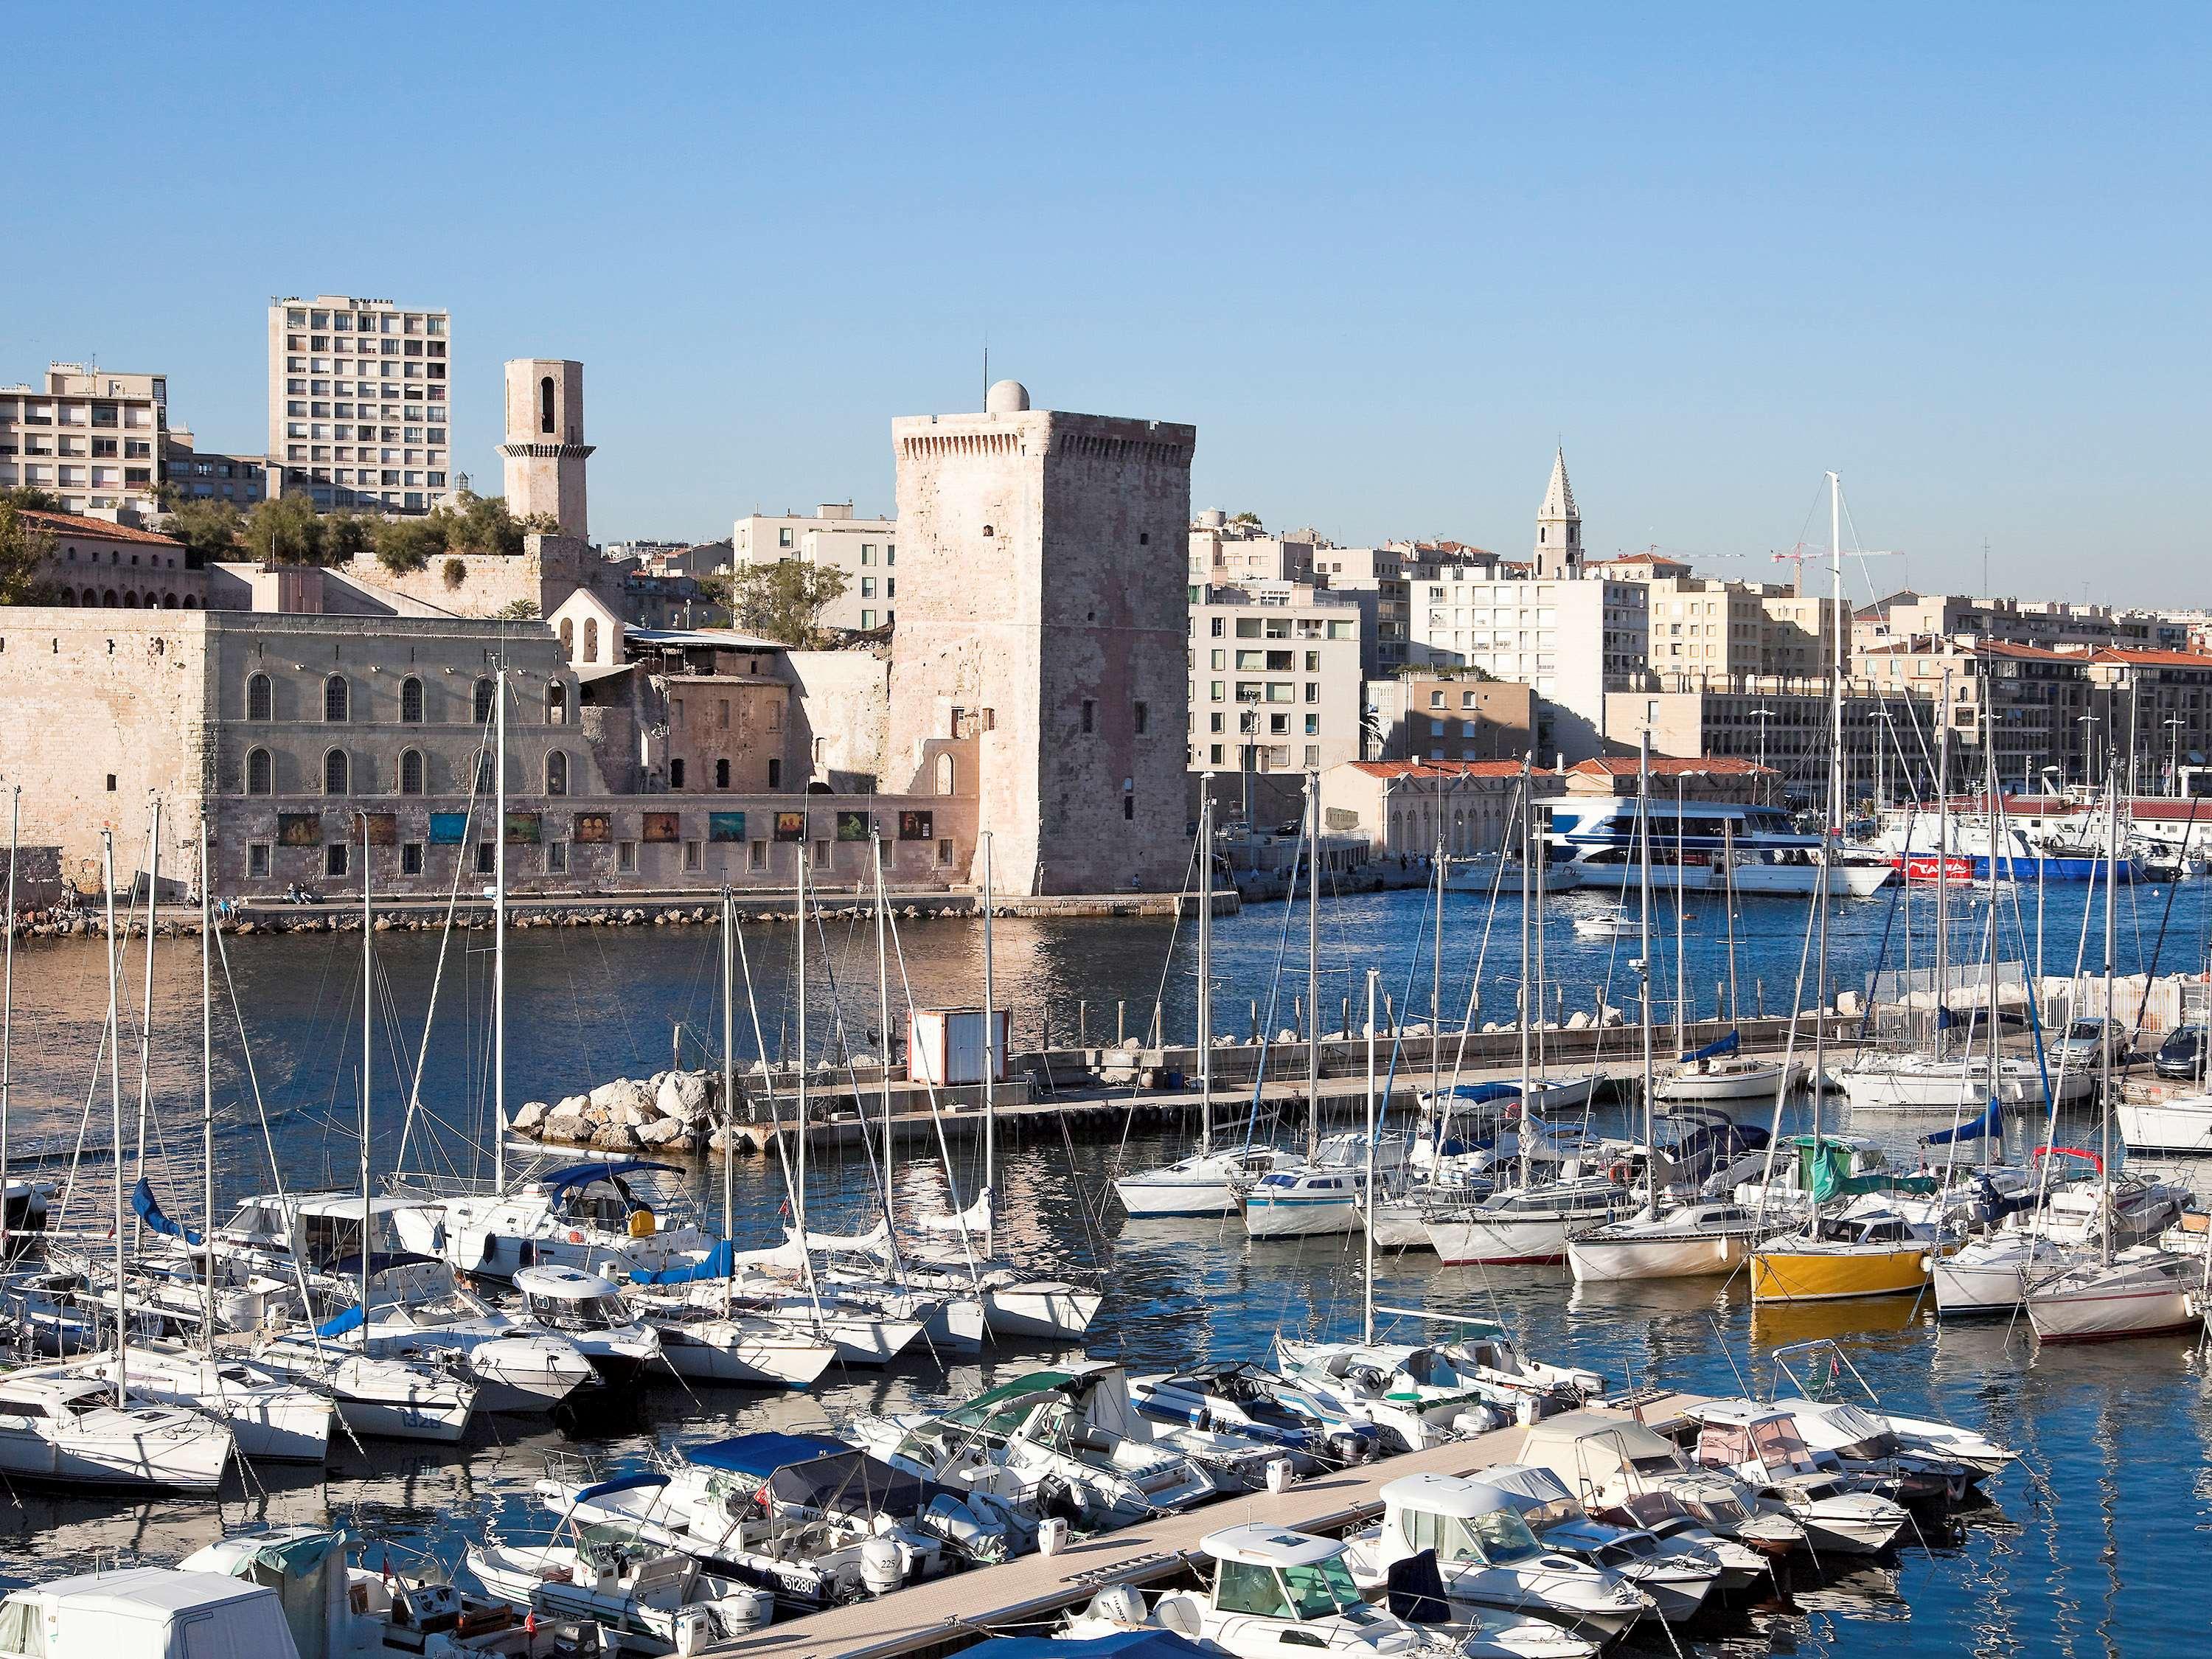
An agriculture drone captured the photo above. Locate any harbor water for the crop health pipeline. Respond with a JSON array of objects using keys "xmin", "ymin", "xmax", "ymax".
[{"xmin": 0, "ymin": 876, "xmax": 2206, "ymax": 1652}]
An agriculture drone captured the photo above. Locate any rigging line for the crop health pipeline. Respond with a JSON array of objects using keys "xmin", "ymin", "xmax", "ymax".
[
  {"xmin": 394, "ymin": 735, "xmax": 483, "ymax": 1173},
  {"xmin": 1234, "ymin": 825, "xmax": 1309, "ymax": 1151},
  {"xmin": 875, "ymin": 900, "xmax": 986, "ymax": 1284}
]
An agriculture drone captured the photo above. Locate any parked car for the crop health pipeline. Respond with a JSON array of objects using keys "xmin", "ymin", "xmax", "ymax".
[
  {"xmin": 2154, "ymin": 1023, "xmax": 2208, "ymax": 1081},
  {"xmin": 2058, "ymin": 1017, "xmax": 2127, "ymax": 1068}
]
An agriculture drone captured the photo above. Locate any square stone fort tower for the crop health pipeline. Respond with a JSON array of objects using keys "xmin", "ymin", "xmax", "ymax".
[{"xmin": 887, "ymin": 380, "xmax": 1195, "ymax": 896}]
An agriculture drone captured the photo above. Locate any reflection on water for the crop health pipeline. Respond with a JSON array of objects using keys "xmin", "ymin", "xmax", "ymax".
[{"xmin": 0, "ymin": 891, "xmax": 2208, "ymax": 1651}]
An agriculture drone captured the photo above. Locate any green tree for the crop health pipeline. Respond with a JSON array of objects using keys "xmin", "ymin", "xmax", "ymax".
[
  {"xmin": 441, "ymin": 489, "xmax": 557, "ymax": 557},
  {"xmin": 164, "ymin": 499, "xmax": 246, "ymax": 567},
  {"xmin": 1229, "ymin": 510, "xmax": 1262, "ymax": 528},
  {"xmin": 371, "ymin": 515, "xmax": 446, "ymax": 574},
  {"xmin": 702, "ymin": 560, "xmax": 851, "ymax": 647},
  {"xmin": 242, "ymin": 494, "xmax": 330, "ymax": 565},
  {"xmin": 494, "ymin": 598, "xmax": 542, "ymax": 620},
  {"xmin": 324, "ymin": 512, "xmax": 375, "ymax": 563},
  {"xmin": 0, "ymin": 501, "xmax": 60, "ymax": 604},
  {"xmin": 0, "ymin": 486, "xmax": 63, "ymax": 512}
]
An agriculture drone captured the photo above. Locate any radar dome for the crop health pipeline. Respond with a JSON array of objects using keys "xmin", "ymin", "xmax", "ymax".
[{"xmin": 985, "ymin": 378, "xmax": 1031, "ymax": 414}]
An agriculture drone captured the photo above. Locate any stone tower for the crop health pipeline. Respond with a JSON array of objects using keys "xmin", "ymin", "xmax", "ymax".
[
  {"xmin": 500, "ymin": 359, "xmax": 593, "ymax": 539},
  {"xmin": 1533, "ymin": 446, "xmax": 1581, "ymax": 577},
  {"xmin": 885, "ymin": 379, "xmax": 1195, "ymax": 897}
]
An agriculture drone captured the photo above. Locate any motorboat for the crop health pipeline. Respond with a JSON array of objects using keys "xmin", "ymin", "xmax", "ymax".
[
  {"xmin": 540, "ymin": 1430, "xmax": 1008, "ymax": 1607},
  {"xmin": 1344, "ymin": 1472, "xmax": 1649, "ymax": 1641},
  {"xmin": 469, "ymin": 1521, "xmax": 775, "ymax": 1652},
  {"xmin": 389, "ymin": 1159, "xmax": 715, "ymax": 1284},
  {"xmin": 2026, "ymin": 1246, "xmax": 2205, "ymax": 1342},
  {"xmin": 1572, "ymin": 911, "xmax": 1640, "ymax": 941},
  {"xmin": 1680, "ymin": 1401, "xmax": 1910, "ymax": 1554},
  {"xmin": 1062, "ymin": 1523, "xmax": 1600, "ymax": 1659},
  {"xmin": 1567, "ymin": 1199, "xmax": 1770, "ymax": 1284},
  {"xmin": 1271, "ymin": 1338, "xmax": 1587, "ymax": 1450},
  {"xmin": 1128, "ymin": 1361, "xmax": 1382, "ymax": 1470},
  {"xmin": 1514, "ymin": 1411, "xmax": 1806, "ymax": 1557},
  {"xmin": 0, "ymin": 1368, "xmax": 234, "ymax": 1491},
  {"xmin": 512, "ymin": 1265, "xmax": 662, "ymax": 1385},
  {"xmin": 0, "ymin": 1568, "xmax": 299, "ymax": 1659},
  {"xmin": 1113, "ymin": 1144, "xmax": 1299, "ymax": 1218},
  {"xmin": 1456, "ymin": 1464, "xmax": 1724, "ymax": 1621},
  {"xmin": 1424, "ymin": 1175, "xmax": 1639, "ymax": 1266},
  {"xmin": 2118, "ymin": 1090, "xmax": 2212, "ymax": 1154},
  {"xmin": 1755, "ymin": 1398, "xmax": 1971, "ymax": 1503},
  {"xmin": 52, "ymin": 1342, "xmax": 332, "ymax": 1463},
  {"xmin": 1436, "ymin": 1324, "xmax": 1608, "ymax": 1419},
  {"xmin": 851, "ymin": 1365, "xmax": 1220, "ymax": 1530},
  {"xmin": 1547, "ymin": 797, "xmax": 1891, "ymax": 897}
]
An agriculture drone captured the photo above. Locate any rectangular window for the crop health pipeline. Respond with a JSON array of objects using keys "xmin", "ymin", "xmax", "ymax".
[
  {"xmin": 248, "ymin": 843, "xmax": 271, "ymax": 877},
  {"xmin": 1081, "ymin": 699, "xmax": 1096, "ymax": 734},
  {"xmin": 937, "ymin": 837, "xmax": 953, "ymax": 866},
  {"xmin": 813, "ymin": 839, "xmax": 831, "ymax": 869},
  {"xmin": 546, "ymin": 841, "xmax": 568, "ymax": 873},
  {"xmin": 1305, "ymin": 745, "xmax": 1320, "ymax": 767},
  {"xmin": 860, "ymin": 577, "xmax": 875, "ymax": 597},
  {"xmin": 1304, "ymin": 683, "xmax": 1320, "ymax": 703},
  {"xmin": 750, "ymin": 839, "xmax": 768, "ymax": 870},
  {"xmin": 617, "ymin": 840, "xmax": 638, "ymax": 872},
  {"xmin": 327, "ymin": 843, "xmax": 350, "ymax": 878},
  {"xmin": 684, "ymin": 840, "xmax": 702, "ymax": 872},
  {"xmin": 1305, "ymin": 714, "xmax": 1319, "ymax": 734},
  {"xmin": 860, "ymin": 610, "xmax": 874, "ymax": 627},
  {"xmin": 1133, "ymin": 700, "xmax": 1150, "ymax": 735},
  {"xmin": 474, "ymin": 841, "xmax": 495, "ymax": 875},
  {"xmin": 400, "ymin": 842, "xmax": 424, "ymax": 875}
]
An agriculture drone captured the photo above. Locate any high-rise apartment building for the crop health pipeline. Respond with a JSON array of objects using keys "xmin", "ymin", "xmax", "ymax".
[
  {"xmin": 0, "ymin": 364, "xmax": 169, "ymax": 516},
  {"xmin": 1187, "ymin": 581, "xmax": 1364, "ymax": 775},
  {"xmin": 267, "ymin": 293, "xmax": 453, "ymax": 515}
]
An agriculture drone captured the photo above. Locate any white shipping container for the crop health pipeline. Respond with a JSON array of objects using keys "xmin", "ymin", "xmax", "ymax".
[{"xmin": 907, "ymin": 1007, "xmax": 1009, "ymax": 1086}]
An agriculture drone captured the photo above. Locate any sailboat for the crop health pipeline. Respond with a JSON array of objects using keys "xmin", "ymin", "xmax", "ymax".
[
  {"xmin": 1116, "ymin": 785, "xmax": 1297, "ymax": 1217},
  {"xmin": 1750, "ymin": 473, "xmax": 1942, "ymax": 1308},
  {"xmin": 1656, "ymin": 821, "xmax": 1801, "ymax": 1105},
  {"xmin": 2026, "ymin": 772, "xmax": 2208, "ymax": 1343}
]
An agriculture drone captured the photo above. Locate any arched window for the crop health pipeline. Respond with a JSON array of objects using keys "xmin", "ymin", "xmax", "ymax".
[
  {"xmin": 936, "ymin": 753, "xmax": 956, "ymax": 796},
  {"xmin": 100, "ymin": 590, "xmax": 116, "ymax": 606},
  {"xmin": 162, "ymin": 594, "xmax": 178, "ymax": 609},
  {"xmin": 247, "ymin": 672, "xmax": 272, "ymax": 721},
  {"xmin": 246, "ymin": 748, "xmax": 272, "ymax": 796},
  {"xmin": 400, "ymin": 749, "xmax": 424, "ymax": 796},
  {"xmin": 714, "ymin": 758, "xmax": 729, "ymax": 789},
  {"xmin": 182, "ymin": 595, "xmax": 198, "ymax": 609},
  {"xmin": 400, "ymin": 675, "xmax": 423, "ymax": 723},
  {"xmin": 80, "ymin": 589, "xmax": 96, "ymax": 606},
  {"xmin": 547, "ymin": 751, "xmax": 568, "ymax": 796},
  {"xmin": 124, "ymin": 592, "xmax": 140, "ymax": 608},
  {"xmin": 547, "ymin": 681, "xmax": 567, "ymax": 726},
  {"xmin": 560, "ymin": 618, "xmax": 574, "ymax": 655},
  {"xmin": 582, "ymin": 619, "xmax": 599, "ymax": 663},
  {"xmin": 473, "ymin": 677, "xmax": 495, "ymax": 724},
  {"xmin": 539, "ymin": 375, "xmax": 555, "ymax": 436},
  {"xmin": 324, "ymin": 748, "xmax": 349, "ymax": 795},
  {"xmin": 324, "ymin": 674, "xmax": 349, "ymax": 723}
]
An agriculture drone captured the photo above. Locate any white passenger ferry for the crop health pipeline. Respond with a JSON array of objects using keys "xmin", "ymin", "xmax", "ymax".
[{"xmin": 1546, "ymin": 796, "xmax": 1893, "ymax": 897}]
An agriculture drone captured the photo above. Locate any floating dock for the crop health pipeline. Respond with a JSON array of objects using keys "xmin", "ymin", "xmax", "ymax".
[{"xmin": 698, "ymin": 1394, "xmax": 1703, "ymax": 1659}]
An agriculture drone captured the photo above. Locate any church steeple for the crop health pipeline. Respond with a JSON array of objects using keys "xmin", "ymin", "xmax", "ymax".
[{"xmin": 1534, "ymin": 446, "xmax": 1581, "ymax": 577}]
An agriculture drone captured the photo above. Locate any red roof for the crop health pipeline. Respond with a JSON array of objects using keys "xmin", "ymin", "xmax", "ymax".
[
  {"xmin": 1349, "ymin": 759, "xmax": 1548, "ymax": 780},
  {"xmin": 1568, "ymin": 756, "xmax": 1776, "ymax": 778},
  {"xmin": 22, "ymin": 509, "xmax": 183, "ymax": 549},
  {"xmin": 2090, "ymin": 648, "xmax": 2212, "ymax": 669},
  {"xmin": 1856, "ymin": 636, "xmax": 2078, "ymax": 663}
]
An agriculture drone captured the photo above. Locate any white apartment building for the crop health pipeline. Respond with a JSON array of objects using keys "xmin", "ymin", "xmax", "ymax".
[
  {"xmin": 0, "ymin": 364, "xmax": 168, "ymax": 515},
  {"xmin": 1189, "ymin": 581, "xmax": 1365, "ymax": 773},
  {"xmin": 1409, "ymin": 567, "xmax": 1647, "ymax": 756},
  {"xmin": 1645, "ymin": 575, "xmax": 1843, "ymax": 680},
  {"xmin": 267, "ymin": 294, "xmax": 453, "ymax": 515},
  {"xmin": 731, "ymin": 502, "xmax": 897, "ymax": 631}
]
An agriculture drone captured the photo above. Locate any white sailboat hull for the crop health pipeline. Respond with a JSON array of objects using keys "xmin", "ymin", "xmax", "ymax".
[
  {"xmin": 2028, "ymin": 1253, "xmax": 2202, "ymax": 1342},
  {"xmin": 327, "ymin": 1357, "xmax": 475, "ymax": 1442},
  {"xmin": 0, "ymin": 1410, "xmax": 233, "ymax": 1491},
  {"xmin": 982, "ymin": 1282, "xmax": 1102, "ymax": 1341},
  {"xmin": 1426, "ymin": 1212, "xmax": 1579, "ymax": 1266},
  {"xmin": 2117, "ymin": 1095, "xmax": 2212, "ymax": 1154},
  {"xmin": 1655, "ymin": 1060, "xmax": 1798, "ymax": 1104},
  {"xmin": 1567, "ymin": 1229, "xmax": 1751, "ymax": 1282},
  {"xmin": 1115, "ymin": 1174, "xmax": 1245, "ymax": 1217},
  {"xmin": 1242, "ymin": 1192, "xmax": 1362, "ymax": 1237},
  {"xmin": 651, "ymin": 1318, "xmax": 838, "ymax": 1386}
]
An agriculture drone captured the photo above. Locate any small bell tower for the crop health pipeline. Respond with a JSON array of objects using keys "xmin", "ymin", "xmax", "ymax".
[{"xmin": 501, "ymin": 358, "xmax": 593, "ymax": 539}]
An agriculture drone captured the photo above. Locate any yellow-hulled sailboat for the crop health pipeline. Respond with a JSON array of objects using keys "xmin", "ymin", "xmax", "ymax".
[{"xmin": 1750, "ymin": 1138, "xmax": 1945, "ymax": 1302}]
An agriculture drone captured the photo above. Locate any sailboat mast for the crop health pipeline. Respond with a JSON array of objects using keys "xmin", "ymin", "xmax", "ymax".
[
  {"xmin": 131, "ymin": 801, "xmax": 159, "ymax": 1251},
  {"xmin": 1674, "ymin": 775, "xmax": 1687, "ymax": 1057},
  {"xmin": 796, "ymin": 830, "xmax": 810, "ymax": 1249},
  {"xmin": 721, "ymin": 886, "xmax": 736, "ymax": 1246},
  {"xmin": 1363, "ymin": 967, "xmax": 1377, "ymax": 1346},
  {"xmin": 1722, "ymin": 818, "xmax": 1739, "ymax": 1024},
  {"xmin": 1432, "ymin": 828, "xmax": 1444, "ymax": 1110},
  {"xmin": 1812, "ymin": 472, "xmax": 1845, "ymax": 1160},
  {"xmin": 200, "ymin": 818, "xmax": 215, "ymax": 1354},
  {"xmin": 980, "ymin": 830, "xmax": 995, "ymax": 1257},
  {"xmin": 360, "ymin": 814, "xmax": 372, "ymax": 1352},
  {"xmin": 1517, "ymin": 754, "xmax": 1534, "ymax": 1193},
  {"xmin": 100, "ymin": 831, "xmax": 128, "ymax": 1405},
  {"xmin": 1306, "ymin": 771, "xmax": 1320, "ymax": 1160},
  {"xmin": 1, "ymin": 784, "xmax": 17, "ymax": 1265},
  {"xmin": 493, "ymin": 659, "xmax": 508, "ymax": 1194},
  {"xmin": 872, "ymin": 840, "xmax": 897, "ymax": 1249},
  {"xmin": 1935, "ymin": 672, "xmax": 1952, "ymax": 1055},
  {"xmin": 1638, "ymin": 734, "xmax": 1656, "ymax": 1212},
  {"xmin": 1197, "ymin": 785, "xmax": 1214, "ymax": 1155},
  {"xmin": 2101, "ymin": 749, "xmax": 2117, "ymax": 1267}
]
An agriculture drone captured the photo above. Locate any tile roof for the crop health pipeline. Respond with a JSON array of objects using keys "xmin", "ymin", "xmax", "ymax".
[
  {"xmin": 2090, "ymin": 648, "xmax": 2212, "ymax": 669},
  {"xmin": 1346, "ymin": 759, "xmax": 1546, "ymax": 779},
  {"xmin": 1568, "ymin": 756, "xmax": 1777, "ymax": 777},
  {"xmin": 21, "ymin": 509, "xmax": 183, "ymax": 548}
]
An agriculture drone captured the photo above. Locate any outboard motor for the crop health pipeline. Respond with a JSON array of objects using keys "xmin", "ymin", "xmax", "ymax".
[
  {"xmin": 859, "ymin": 1536, "xmax": 905, "ymax": 1597},
  {"xmin": 922, "ymin": 1492, "xmax": 1012, "ymax": 1562},
  {"xmin": 1085, "ymin": 1585, "xmax": 1150, "ymax": 1630}
]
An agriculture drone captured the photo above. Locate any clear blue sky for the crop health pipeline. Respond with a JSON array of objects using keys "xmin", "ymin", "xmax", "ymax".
[{"xmin": 7, "ymin": 4, "xmax": 2205, "ymax": 605}]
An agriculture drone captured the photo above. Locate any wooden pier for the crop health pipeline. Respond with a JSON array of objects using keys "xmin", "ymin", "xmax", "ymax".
[{"xmin": 698, "ymin": 1394, "xmax": 1705, "ymax": 1659}]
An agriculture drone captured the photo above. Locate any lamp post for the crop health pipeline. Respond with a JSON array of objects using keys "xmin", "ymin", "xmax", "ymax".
[
  {"xmin": 2077, "ymin": 714, "xmax": 2100, "ymax": 793},
  {"xmin": 1750, "ymin": 705, "xmax": 1775, "ymax": 776},
  {"xmin": 2166, "ymin": 717, "xmax": 2185, "ymax": 798}
]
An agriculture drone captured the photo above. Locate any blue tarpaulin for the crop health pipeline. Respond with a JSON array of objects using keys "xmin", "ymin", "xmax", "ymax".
[
  {"xmin": 131, "ymin": 1178, "xmax": 203, "ymax": 1247},
  {"xmin": 1678, "ymin": 1031, "xmax": 1740, "ymax": 1063},
  {"xmin": 688, "ymin": 1431, "xmax": 850, "ymax": 1477},
  {"xmin": 1923, "ymin": 1097, "xmax": 2004, "ymax": 1145},
  {"xmin": 1439, "ymin": 1082, "xmax": 1520, "ymax": 1105},
  {"xmin": 628, "ymin": 1237, "xmax": 736, "ymax": 1284},
  {"xmin": 316, "ymin": 1303, "xmax": 364, "ymax": 1339}
]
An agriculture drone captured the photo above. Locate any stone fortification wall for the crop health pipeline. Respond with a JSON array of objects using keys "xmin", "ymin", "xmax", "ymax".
[
  {"xmin": 333, "ymin": 532, "xmax": 602, "ymax": 619},
  {"xmin": 782, "ymin": 648, "xmax": 888, "ymax": 790}
]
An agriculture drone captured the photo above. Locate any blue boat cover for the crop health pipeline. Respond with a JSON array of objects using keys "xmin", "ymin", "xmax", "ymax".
[
  {"xmin": 572, "ymin": 1470, "xmax": 668, "ymax": 1505},
  {"xmin": 687, "ymin": 1431, "xmax": 850, "ymax": 1477},
  {"xmin": 628, "ymin": 1237, "xmax": 735, "ymax": 1285},
  {"xmin": 1923, "ymin": 1097, "xmax": 2003, "ymax": 1145},
  {"xmin": 1439, "ymin": 1082, "xmax": 1519, "ymax": 1105},
  {"xmin": 316, "ymin": 1303, "xmax": 364, "ymax": 1338},
  {"xmin": 1679, "ymin": 1030, "xmax": 1740, "ymax": 1063},
  {"xmin": 538, "ymin": 1160, "xmax": 683, "ymax": 1200},
  {"xmin": 965, "ymin": 1634, "xmax": 1208, "ymax": 1659},
  {"xmin": 131, "ymin": 1178, "xmax": 204, "ymax": 1247}
]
